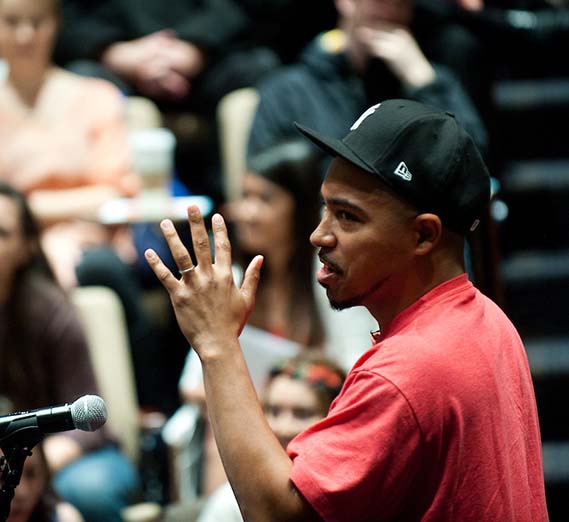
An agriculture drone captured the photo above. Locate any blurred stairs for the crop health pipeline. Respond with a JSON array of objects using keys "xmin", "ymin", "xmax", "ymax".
[{"xmin": 492, "ymin": 77, "xmax": 569, "ymax": 521}]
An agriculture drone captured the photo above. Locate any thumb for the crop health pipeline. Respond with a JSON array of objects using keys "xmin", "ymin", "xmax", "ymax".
[{"xmin": 240, "ymin": 255, "xmax": 264, "ymax": 306}]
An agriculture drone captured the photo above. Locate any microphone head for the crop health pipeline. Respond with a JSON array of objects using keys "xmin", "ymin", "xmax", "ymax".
[{"xmin": 70, "ymin": 395, "xmax": 108, "ymax": 432}]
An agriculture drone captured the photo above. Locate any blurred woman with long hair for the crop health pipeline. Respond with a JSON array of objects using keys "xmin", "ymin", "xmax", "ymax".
[{"xmin": 0, "ymin": 182, "xmax": 138, "ymax": 522}]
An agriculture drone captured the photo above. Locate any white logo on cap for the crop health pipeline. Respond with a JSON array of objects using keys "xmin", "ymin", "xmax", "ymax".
[
  {"xmin": 394, "ymin": 161, "xmax": 412, "ymax": 181},
  {"xmin": 350, "ymin": 103, "xmax": 381, "ymax": 130}
]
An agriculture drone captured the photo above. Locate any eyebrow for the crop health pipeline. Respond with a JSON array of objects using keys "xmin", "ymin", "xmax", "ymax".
[{"xmin": 324, "ymin": 197, "xmax": 365, "ymax": 213}]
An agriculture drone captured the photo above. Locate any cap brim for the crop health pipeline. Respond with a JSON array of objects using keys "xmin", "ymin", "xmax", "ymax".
[{"xmin": 294, "ymin": 122, "xmax": 376, "ymax": 175}]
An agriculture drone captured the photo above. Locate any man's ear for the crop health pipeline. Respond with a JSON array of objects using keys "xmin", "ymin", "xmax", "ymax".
[{"xmin": 412, "ymin": 213, "xmax": 442, "ymax": 255}]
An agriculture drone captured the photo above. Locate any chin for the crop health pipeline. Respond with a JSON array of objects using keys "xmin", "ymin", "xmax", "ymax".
[
  {"xmin": 329, "ymin": 297, "xmax": 360, "ymax": 311},
  {"xmin": 327, "ymin": 289, "xmax": 362, "ymax": 311}
]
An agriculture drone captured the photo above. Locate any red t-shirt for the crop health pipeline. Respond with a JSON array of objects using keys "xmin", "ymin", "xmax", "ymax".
[{"xmin": 288, "ymin": 274, "xmax": 548, "ymax": 522}]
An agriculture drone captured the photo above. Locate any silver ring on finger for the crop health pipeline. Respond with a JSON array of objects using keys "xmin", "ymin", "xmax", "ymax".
[{"xmin": 179, "ymin": 265, "xmax": 196, "ymax": 276}]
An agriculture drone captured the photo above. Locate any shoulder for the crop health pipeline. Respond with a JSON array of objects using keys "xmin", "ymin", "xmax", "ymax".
[
  {"xmin": 23, "ymin": 275, "xmax": 82, "ymax": 338},
  {"xmin": 54, "ymin": 69, "xmax": 125, "ymax": 107},
  {"xmin": 25, "ymin": 274, "xmax": 68, "ymax": 314},
  {"xmin": 351, "ymin": 330, "xmax": 461, "ymax": 405}
]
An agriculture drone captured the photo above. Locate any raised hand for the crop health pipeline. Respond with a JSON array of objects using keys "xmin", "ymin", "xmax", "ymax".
[{"xmin": 144, "ymin": 206, "xmax": 263, "ymax": 359}]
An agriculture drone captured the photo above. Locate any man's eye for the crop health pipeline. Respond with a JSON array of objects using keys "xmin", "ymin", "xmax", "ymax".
[{"xmin": 337, "ymin": 210, "xmax": 357, "ymax": 221}]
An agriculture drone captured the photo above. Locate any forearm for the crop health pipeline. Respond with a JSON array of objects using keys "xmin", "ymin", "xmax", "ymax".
[
  {"xmin": 144, "ymin": 210, "xmax": 320, "ymax": 520},
  {"xmin": 201, "ymin": 341, "xmax": 314, "ymax": 522}
]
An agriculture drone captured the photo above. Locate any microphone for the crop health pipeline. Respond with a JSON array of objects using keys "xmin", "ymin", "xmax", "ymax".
[{"xmin": 0, "ymin": 395, "xmax": 107, "ymax": 443}]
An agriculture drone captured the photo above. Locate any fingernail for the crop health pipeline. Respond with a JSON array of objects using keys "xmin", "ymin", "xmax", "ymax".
[
  {"xmin": 145, "ymin": 249, "xmax": 156, "ymax": 259},
  {"xmin": 213, "ymin": 214, "xmax": 223, "ymax": 225},
  {"xmin": 161, "ymin": 219, "xmax": 173, "ymax": 230}
]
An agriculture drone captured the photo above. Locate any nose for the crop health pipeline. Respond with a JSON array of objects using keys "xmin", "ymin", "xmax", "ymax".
[
  {"xmin": 269, "ymin": 411, "xmax": 299, "ymax": 445},
  {"xmin": 15, "ymin": 22, "xmax": 36, "ymax": 45},
  {"xmin": 310, "ymin": 211, "xmax": 335, "ymax": 249},
  {"xmin": 234, "ymin": 197, "xmax": 258, "ymax": 225}
]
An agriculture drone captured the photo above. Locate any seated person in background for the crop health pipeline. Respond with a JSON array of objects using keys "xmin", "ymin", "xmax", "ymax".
[
  {"xmin": 224, "ymin": 0, "xmax": 338, "ymax": 65},
  {"xmin": 0, "ymin": 0, "xmax": 174, "ymax": 414},
  {"xmin": 0, "ymin": 0, "xmax": 138, "ymax": 288},
  {"xmin": 53, "ymin": 0, "xmax": 280, "ymax": 201},
  {"xmin": 228, "ymin": 139, "xmax": 326, "ymax": 346},
  {"xmin": 248, "ymin": 0, "xmax": 488, "ymax": 159},
  {"xmin": 195, "ymin": 354, "xmax": 346, "ymax": 522},
  {"xmin": 4, "ymin": 442, "xmax": 84, "ymax": 522},
  {"xmin": 0, "ymin": 182, "xmax": 139, "ymax": 522},
  {"xmin": 53, "ymin": 0, "xmax": 278, "ymax": 111}
]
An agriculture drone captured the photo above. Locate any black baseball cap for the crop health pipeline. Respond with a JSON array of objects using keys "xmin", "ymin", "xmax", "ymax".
[{"xmin": 295, "ymin": 99, "xmax": 490, "ymax": 234}]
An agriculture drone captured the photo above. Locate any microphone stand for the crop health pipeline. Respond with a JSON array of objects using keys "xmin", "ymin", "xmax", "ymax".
[{"xmin": 0, "ymin": 427, "xmax": 43, "ymax": 521}]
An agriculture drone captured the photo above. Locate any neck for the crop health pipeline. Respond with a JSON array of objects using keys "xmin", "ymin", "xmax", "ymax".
[
  {"xmin": 265, "ymin": 244, "xmax": 294, "ymax": 279},
  {"xmin": 368, "ymin": 255, "xmax": 465, "ymax": 331},
  {"xmin": 8, "ymin": 64, "xmax": 53, "ymax": 107}
]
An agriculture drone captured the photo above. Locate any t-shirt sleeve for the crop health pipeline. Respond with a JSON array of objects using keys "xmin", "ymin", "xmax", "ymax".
[{"xmin": 287, "ymin": 369, "xmax": 424, "ymax": 522}]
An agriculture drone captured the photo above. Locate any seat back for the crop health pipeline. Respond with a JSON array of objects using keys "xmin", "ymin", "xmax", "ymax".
[
  {"xmin": 217, "ymin": 87, "xmax": 260, "ymax": 201},
  {"xmin": 71, "ymin": 286, "xmax": 140, "ymax": 462}
]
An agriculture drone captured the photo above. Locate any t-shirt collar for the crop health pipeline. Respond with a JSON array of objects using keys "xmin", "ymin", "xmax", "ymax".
[{"xmin": 371, "ymin": 273, "xmax": 473, "ymax": 343}]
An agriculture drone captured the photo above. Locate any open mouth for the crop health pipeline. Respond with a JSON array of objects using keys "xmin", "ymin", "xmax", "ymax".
[
  {"xmin": 317, "ymin": 254, "xmax": 343, "ymax": 287},
  {"xmin": 319, "ymin": 253, "xmax": 342, "ymax": 275}
]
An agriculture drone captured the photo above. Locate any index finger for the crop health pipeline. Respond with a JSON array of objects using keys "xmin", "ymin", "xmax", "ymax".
[{"xmin": 187, "ymin": 205, "xmax": 213, "ymax": 268}]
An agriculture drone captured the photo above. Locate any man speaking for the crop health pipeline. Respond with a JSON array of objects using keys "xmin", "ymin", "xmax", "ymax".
[{"xmin": 145, "ymin": 99, "xmax": 548, "ymax": 521}]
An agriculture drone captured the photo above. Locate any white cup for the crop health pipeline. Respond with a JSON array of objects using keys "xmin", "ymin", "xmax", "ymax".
[{"xmin": 128, "ymin": 128, "xmax": 176, "ymax": 203}]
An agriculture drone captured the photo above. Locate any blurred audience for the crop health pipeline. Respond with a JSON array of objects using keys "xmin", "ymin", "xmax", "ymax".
[
  {"xmin": 53, "ymin": 0, "xmax": 281, "ymax": 201},
  {"xmin": 194, "ymin": 354, "xmax": 346, "ymax": 522},
  {"xmin": 0, "ymin": 182, "xmax": 139, "ymax": 522},
  {"xmin": 0, "ymin": 0, "xmax": 138, "ymax": 257},
  {"xmin": 0, "ymin": 0, "xmax": 138, "ymax": 289},
  {"xmin": 54, "ymin": 0, "xmax": 277, "ymax": 111},
  {"xmin": 227, "ymin": 139, "xmax": 326, "ymax": 346},
  {"xmin": 247, "ymin": 0, "xmax": 488, "ymax": 159},
  {"xmin": 0, "ymin": 0, "xmax": 177, "ymax": 415},
  {"xmin": 234, "ymin": 0, "xmax": 338, "ymax": 64},
  {"xmin": 4, "ymin": 442, "xmax": 84, "ymax": 522}
]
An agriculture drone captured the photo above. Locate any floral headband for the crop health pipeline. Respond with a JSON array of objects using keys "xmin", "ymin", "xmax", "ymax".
[{"xmin": 269, "ymin": 359, "xmax": 345, "ymax": 399}]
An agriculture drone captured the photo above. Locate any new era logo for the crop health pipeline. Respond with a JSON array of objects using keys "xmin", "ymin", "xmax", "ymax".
[{"xmin": 394, "ymin": 161, "xmax": 412, "ymax": 181}]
